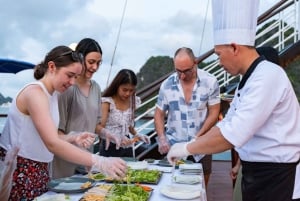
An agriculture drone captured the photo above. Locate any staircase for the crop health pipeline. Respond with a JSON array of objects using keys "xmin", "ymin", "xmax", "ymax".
[{"xmin": 132, "ymin": 0, "xmax": 300, "ymax": 160}]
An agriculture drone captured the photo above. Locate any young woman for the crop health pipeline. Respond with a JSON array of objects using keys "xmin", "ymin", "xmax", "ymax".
[
  {"xmin": 52, "ymin": 38, "xmax": 120, "ymax": 179},
  {"xmin": 100, "ymin": 69, "xmax": 150, "ymax": 157},
  {"xmin": 0, "ymin": 45, "xmax": 126, "ymax": 200}
]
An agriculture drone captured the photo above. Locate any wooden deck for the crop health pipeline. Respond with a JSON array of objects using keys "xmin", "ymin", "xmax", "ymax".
[{"xmin": 206, "ymin": 160, "xmax": 233, "ymax": 201}]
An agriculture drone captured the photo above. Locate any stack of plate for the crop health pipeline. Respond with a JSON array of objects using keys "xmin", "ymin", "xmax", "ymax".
[{"xmin": 179, "ymin": 163, "xmax": 203, "ymax": 174}]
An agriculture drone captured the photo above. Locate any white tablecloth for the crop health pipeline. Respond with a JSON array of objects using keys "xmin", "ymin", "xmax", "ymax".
[{"xmin": 42, "ymin": 162, "xmax": 207, "ymax": 201}]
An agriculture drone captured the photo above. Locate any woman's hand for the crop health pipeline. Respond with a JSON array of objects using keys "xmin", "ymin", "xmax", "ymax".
[
  {"xmin": 120, "ymin": 136, "xmax": 132, "ymax": 148},
  {"xmin": 69, "ymin": 132, "xmax": 97, "ymax": 149}
]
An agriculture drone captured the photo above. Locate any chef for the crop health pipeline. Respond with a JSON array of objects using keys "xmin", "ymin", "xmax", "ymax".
[{"xmin": 167, "ymin": 0, "xmax": 300, "ymax": 200}]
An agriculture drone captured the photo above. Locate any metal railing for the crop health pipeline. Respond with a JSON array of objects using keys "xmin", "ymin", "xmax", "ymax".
[{"xmin": 132, "ymin": 0, "xmax": 300, "ymax": 159}]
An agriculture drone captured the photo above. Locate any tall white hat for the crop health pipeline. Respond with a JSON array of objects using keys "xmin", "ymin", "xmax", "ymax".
[{"xmin": 212, "ymin": 0, "xmax": 260, "ymax": 46}]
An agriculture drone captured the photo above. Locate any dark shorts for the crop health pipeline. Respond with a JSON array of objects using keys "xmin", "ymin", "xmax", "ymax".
[
  {"xmin": 0, "ymin": 147, "xmax": 49, "ymax": 201},
  {"xmin": 187, "ymin": 154, "xmax": 212, "ymax": 175}
]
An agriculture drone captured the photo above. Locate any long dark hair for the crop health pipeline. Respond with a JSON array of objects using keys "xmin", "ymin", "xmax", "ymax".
[
  {"xmin": 103, "ymin": 69, "xmax": 138, "ymax": 123},
  {"xmin": 75, "ymin": 38, "xmax": 102, "ymax": 58},
  {"xmin": 102, "ymin": 69, "xmax": 137, "ymax": 97},
  {"xmin": 34, "ymin": 45, "xmax": 82, "ymax": 80}
]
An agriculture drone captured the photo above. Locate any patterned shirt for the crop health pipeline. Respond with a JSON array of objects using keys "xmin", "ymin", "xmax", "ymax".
[{"xmin": 156, "ymin": 69, "xmax": 220, "ymax": 143}]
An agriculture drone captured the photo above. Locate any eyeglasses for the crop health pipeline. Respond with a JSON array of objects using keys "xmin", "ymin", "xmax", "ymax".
[
  {"xmin": 53, "ymin": 50, "xmax": 84, "ymax": 63},
  {"xmin": 175, "ymin": 65, "xmax": 195, "ymax": 76}
]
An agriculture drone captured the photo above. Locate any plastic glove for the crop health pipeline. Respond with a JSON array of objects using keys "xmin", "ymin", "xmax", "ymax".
[
  {"xmin": 91, "ymin": 154, "xmax": 127, "ymax": 180},
  {"xmin": 0, "ymin": 146, "xmax": 19, "ymax": 201},
  {"xmin": 99, "ymin": 128, "xmax": 122, "ymax": 150},
  {"xmin": 167, "ymin": 142, "xmax": 191, "ymax": 165},
  {"xmin": 135, "ymin": 134, "xmax": 150, "ymax": 144},
  {"xmin": 157, "ymin": 135, "xmax": 170, "ymax": 155},
  {"xmin": 69, "ymin": 131, "xmax": 97, "ymax": 149},
  {"xmin": 120, "ymin": 136, "xmax": 133, "ymax": 148}
]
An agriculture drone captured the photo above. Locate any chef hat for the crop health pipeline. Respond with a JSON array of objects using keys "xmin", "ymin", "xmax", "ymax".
[{"xmin": 212, "ymin": 0, "xmax": 260, "ymax": 46}]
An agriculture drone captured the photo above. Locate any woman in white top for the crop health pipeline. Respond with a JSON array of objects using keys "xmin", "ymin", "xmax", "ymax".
[
  {"xmin": 0, "ymin": 45, "xmax": 126, "ymax": 200},
  {"xmin": 100, "ymin": 69, "xmax": 150, "ymax": 157}
]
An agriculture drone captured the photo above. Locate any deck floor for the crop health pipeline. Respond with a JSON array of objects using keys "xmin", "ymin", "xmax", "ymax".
[{"xmin": 206, "ymin": 160, "xmax": 233, "ymax": 201}]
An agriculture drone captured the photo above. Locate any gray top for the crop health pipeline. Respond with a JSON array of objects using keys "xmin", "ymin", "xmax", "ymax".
[
  {"xmin": 51, "ymin": 80, "xmax": 101, "ymax": 179},
  {"xmin": 58, "ymin": 80, "xmax": 101, "ymax": 133}
]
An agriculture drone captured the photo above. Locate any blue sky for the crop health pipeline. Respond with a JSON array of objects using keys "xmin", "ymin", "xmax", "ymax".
[{"xmin": 0, "ymin": 0, "xmax": 275, "ymax": 98}]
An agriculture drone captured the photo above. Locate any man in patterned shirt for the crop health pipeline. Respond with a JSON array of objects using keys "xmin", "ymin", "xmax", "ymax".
[{"xmin": 154, "ymin": 47, "xmax": 220, "ymax": 186}]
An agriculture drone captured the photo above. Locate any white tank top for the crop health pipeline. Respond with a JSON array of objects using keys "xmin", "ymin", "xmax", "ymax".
[{"xmin": 0, "ymin": 81, "xmax": 59, "ymax": 162}]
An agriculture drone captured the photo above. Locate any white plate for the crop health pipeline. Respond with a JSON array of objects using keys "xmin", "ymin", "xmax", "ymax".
[
  {"xmin": 127, "ymin": 161, "xmax": 148, "ymax": 170},
  {"xmin": 172, "ymin": 175, "xmax": 202, "ymax": 184},
  {"xmin": 34, "ymin": 194, "xmax": 69, "ymax": 201},
  {"xmin": 160, "ymin": 185, "xmax": 201, "ymax": 199},
  {"xmin": 179, "ymin": 163, "xmax": 202, "ymax": 170}
]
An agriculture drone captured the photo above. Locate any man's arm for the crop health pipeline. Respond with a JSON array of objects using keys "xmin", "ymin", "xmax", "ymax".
[
  {"xmin": 196, "ymin": 103, "xmax": 220, "ymax": 137},
  {"xmin": 154, "ymin": 107, "xmax": 170, "ymax": 154},
  {"xmin": 154, "ymin": 107, "xmax": 166, "ymax": 138}
]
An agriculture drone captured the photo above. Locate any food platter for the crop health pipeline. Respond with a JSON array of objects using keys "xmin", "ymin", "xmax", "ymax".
[
  {"xmin": 88, "ymin": 172, "xmax": 106, "ymax": 181},
  {"xmin": 160, "ymin": 185, "xmax": 201, "ymax": 200},
  {"xmin": 80, "ymin": 184, "xmax": 152, "ymax": 201},
  {"xmin": 105, "ymin": 169, "xmax": 162, "ymax": 184},
  {"xmin": 47, "ymin": 177, "xmax": 95, "ymax": 193}
]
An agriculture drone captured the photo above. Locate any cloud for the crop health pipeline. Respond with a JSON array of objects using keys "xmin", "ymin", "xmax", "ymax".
[{"xmin": 0, "ymin": 0, "xmax": 274, "ymax": 97}]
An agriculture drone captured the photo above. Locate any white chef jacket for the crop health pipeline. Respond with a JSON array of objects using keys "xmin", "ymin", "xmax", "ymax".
[{"xmin": 217, "ymin": 60, "xmax": 300, "ymax": 198}]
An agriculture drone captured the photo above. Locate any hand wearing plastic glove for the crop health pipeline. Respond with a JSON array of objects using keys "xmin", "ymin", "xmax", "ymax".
[
  {"xmin": 91, "ymin": 154, "xmax": 127, "ymax": 180},
  {"xmin": 167, "ymin": 142, "xmax": 191, "ymax": 165},
  {"xmin": 120, "ymin": 135, "xmax": 132, "ymax": 148},
  {"xmin": 135, "ymin": 134, "xmax": 150, "ymax": 144},
  {"xmin": 0, "ymin": 146, "xmax": 19, "ymax": 201},
  {"xmin": 69, "ymin": 132, "xmax": 97, "ymax": 149},
  {"xmin": 157, "ymin": 135, "xmax": 170, "ymax": 155},
  {"xmin": 99, "ymin": 128, "xmax": 121, "ymax": 150}
]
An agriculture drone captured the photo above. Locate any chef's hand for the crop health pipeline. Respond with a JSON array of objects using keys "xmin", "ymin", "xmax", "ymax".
[
  {"xmin": 91, "ymin": 154, "xmax": 127, "ymax": 180},
  {"xmin": 70, "ymin": 132, "xmax": 97, "ymax": 149},
  {"xmin": 157, "ymin": 135, "xmax": 170, "ymax": 155},
  {"xmin": 99, "ymin": 128, "xmax": 121, "ymax": 150},
  {"xmin": 167, "ymin": 142, "xmax": 191, "ymax": 165},
  {"xmin": 0, "ymin": 146, "xmax": 19, "ymax": 201}
]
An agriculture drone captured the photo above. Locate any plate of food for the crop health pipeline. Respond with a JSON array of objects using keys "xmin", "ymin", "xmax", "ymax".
[
  {"xmin": 160, "ymin": 185, "xmax": 201, "ymax": 200},
  {"xmin": 105, "ymin": 169, "xmax": 162, "ymax": 184},
  {"xmin": 80, "ymin": 183, "xmax": 152, "ymax": 201},
  {"xmin": 47, "ymin": 177, "xmax": 95, "ymax": 193},
  {"xmin": 87, "ymin": 172, "xmax": 106, "ymax": 181}
]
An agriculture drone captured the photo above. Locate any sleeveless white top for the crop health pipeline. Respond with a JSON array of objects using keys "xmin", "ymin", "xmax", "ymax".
[{"xmin": 0, "ymin": 81, "xmax": 59, "ymax": 162}]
